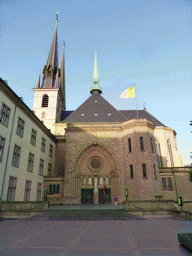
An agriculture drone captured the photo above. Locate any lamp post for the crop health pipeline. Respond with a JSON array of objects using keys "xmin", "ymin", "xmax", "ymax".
[
  {"xmin": 125, "ymin": 188, "xmax": 128, "ymax": 201},
  {"xmin": 178, "ymin": 196, "xmax": 183, "ymax": 211}
]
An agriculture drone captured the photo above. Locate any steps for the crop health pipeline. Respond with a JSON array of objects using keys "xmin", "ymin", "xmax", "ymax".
[{"xmin": 47, "ymin": 204, "xmax": 125, "ymax": 220}]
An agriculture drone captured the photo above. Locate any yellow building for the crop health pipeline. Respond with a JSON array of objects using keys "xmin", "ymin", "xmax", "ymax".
[
  {"xmin": 0, "ymin": 79, "xmax": 56, "ymax": 202},
  {"xmin": 1, "ymin": 17, "xmax": 192, "ymax": 214}
]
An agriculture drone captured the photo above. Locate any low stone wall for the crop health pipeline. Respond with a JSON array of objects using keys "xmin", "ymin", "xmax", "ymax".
[
  {"xmin": 123, "ymin": 200, "xmax": 176, "ymax": 212},
  {"xmin": 128, "ymin": 210, "xmax": 173, "ymax": 218},
  {"xmin": 1, "ymin": 201, "xmax": 48, "ymax": 211}
]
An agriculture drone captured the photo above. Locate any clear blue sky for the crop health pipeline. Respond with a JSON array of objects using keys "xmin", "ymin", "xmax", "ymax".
[{"xmin": 1, "ymin": 0, "xmax": 191, "ymax": 165}]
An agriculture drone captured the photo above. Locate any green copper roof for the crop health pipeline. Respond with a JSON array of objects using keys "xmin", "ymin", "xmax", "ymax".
[{"xmin": 90, "ymin": 52, "xmax": 102, "ymax": 94}]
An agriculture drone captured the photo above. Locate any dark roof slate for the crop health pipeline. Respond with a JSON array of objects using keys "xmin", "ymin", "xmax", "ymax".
[
  {"xmin": 61, "ymin": 92, "xmax": 166, "ymax": 127},
  {"xmin": 119, "ymin": 110, "xmax": 166, "ymax": 127},
  {"xmin": 61, "ymin": 92, "xmax": 126, "ymax": 123},
  {"xmin": 61, "ymin": 110, "xmax": 73, "ymax": 121}
]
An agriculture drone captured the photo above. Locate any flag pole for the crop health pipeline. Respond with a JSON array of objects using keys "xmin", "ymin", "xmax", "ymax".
[{"xmin": 134, "ymin": 84, "xmax": 138, "ymax": 118}]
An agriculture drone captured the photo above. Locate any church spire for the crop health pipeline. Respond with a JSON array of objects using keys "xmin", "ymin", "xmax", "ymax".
[
  {"xmin": 36, "ymin": 71, "xmax": 41, "ymax": 88},
  {"xmin": 42, "ymin": 12, "xmax": 59, "ymax": 88},
  {"xmin": 46, "ymin": 13, "xmax": 59, "ymax": 70},
  {"xmin": 90, "ymin": 52, "xmax": 102, "ymax": 94},
  {"xmin": 59, "ymin": 41, "xmax": 66, "ymax": 110}
]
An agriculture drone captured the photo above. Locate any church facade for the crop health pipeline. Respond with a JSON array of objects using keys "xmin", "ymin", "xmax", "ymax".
[{"xmin": 1, "ymin": 18, "xmax": 192, "ymax": 212}]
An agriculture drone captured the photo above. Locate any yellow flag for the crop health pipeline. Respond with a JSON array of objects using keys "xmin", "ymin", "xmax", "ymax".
[{"xmin": 120, "ymin": 86, "xmax": 135, "ymax": 98}]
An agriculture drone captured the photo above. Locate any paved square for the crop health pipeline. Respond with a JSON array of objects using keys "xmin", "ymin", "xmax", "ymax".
[{"xmin": 0, "ymin": 214, "xmax": 192, "ymax": 256}]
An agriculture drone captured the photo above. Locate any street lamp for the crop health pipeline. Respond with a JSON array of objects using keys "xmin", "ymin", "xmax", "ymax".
[{"xmin": 125, "ymin": 188, "xmax": 128, "ymax": 201}]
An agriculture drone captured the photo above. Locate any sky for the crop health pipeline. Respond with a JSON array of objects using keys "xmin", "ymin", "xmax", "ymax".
[{"xmin": 0, "ymin": 0, "xmax": 191, "ymax": 166}]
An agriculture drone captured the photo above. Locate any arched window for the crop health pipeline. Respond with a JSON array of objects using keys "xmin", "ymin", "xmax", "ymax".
[
  {"xmin": 105, "ymin": 177, "xmax": 110, "ymax": 185},
  {"xmin": 82, "ymin": 177, "xmax": 87, "ymax": 185},
  {"xmin": 42, "ymin": 94, "xmax": 49, "ymax": 107},
  {"xmin": 88, "ymin": 177, "xmax": 92, "ymax": 185},
  {"xmin": 167, "ymin": 139, "xmax": 174, "ymax": 167},
  {"xmin": 99, "ymin": 177, "xmax": 103, "ymax": 185}
]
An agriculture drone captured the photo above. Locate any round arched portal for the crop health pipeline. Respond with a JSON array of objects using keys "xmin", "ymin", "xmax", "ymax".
[{"xmin": 71, "ymin": 143, "xmax": 119, "ymax": 205}]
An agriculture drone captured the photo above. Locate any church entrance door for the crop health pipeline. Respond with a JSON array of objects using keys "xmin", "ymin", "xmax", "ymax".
[
  {"xmin": 81, "ymin": 189, "xmax": 93, "ymax": 204},
  {"xmin": 99, "ymin": 188, "xmax": 111, "ymax": 204}
]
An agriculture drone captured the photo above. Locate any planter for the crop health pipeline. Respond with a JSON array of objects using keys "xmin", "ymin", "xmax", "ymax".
[{"xmin": 177, "ymin": 232, "xmax": 192, "ymax": 251}]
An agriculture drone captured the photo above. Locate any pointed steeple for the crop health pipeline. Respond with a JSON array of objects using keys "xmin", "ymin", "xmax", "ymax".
[
  {"xmin": 59, "ymin": 42, "xmax": 66, "ymax": 109},
  {"xmin": 90, "ymin": 52, "xmax": 102, "ymax": 94},
  {"xmin": 36, "ymin": 72, "xmax": 41, "ymax": 88},
  {"xmin": 46, "ymin": 18, "xmax": 58, "ymax": 70},
  {"xmin": 55, "ymin": 69, "xmax": 59, "ymax": 88},
  {"xmin": 42, "ymin": 13, "xmax": 59, "ymax": 88}
]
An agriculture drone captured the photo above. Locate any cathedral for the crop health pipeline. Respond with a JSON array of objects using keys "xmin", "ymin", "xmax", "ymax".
[
  {"xmin": 1, "ymin": 17, "xmax": 191, "ymax": 213},
  {"xmin": 32, "ymin": 18, "xmax": 192, "ymax": 209}
]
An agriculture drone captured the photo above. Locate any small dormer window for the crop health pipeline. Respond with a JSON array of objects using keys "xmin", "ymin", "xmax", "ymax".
[
  {"xmin": 107, "ymin": 113, "xmax": 111, "ymax": 116},
  {"xmin": 94, "ymin": 100, "xmax": 98, "ymax": 103},
  {"xmin": 94, "ymin": 113, "xmax": 98, "ymax": 116},
  {"xmin": 81, "ymin": 113, "xmax": 85, "ymax": 116},
  {"xmin": 42, "ymin": 94, "xmax": 49, "ymax": 107}
]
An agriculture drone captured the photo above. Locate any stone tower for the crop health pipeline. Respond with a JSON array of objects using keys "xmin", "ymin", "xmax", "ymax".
[{"xmin": 33, "ymin": 13, "xmax": 65, "ymax": 133}]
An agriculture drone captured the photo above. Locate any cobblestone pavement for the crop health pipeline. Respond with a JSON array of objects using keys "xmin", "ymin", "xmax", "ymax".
[{"xmin": 0, "ymin": 213, "xmax": 192, "ymax": 256}]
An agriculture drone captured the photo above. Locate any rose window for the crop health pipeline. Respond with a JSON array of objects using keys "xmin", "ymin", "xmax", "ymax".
[{"xmin": 90, "ymin": 158, "xmax": 101, "ymax": 169}]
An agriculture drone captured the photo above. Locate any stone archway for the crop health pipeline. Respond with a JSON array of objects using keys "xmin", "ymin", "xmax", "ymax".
[{"xmin": 68, "ymin": 143, "xmax": 119, "ymax": 204}]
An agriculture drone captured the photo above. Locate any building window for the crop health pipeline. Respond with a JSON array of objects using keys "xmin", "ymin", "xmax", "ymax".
[
  {"xmin": 82, "ymin": 177, "xmax": 87, "ymax": 185},
  {"xmin": 130, "ymin": 165, "xmax": 133, "ymax": 178},
  {"xmin": 99, "ymin": 177, "xmax": 103, "ymax": 185},
  {"xmin": 24, "ymin": 180, "xmax": 31, "ymax": 201},
  {"xmin": 153, "ymin": 164, "xmax": 157, "ymax": 179},
  {"xmin": 0, "ymin": 103, "xmax": 10, "ymax": 127},
  {"xmin": 0, "ymin": 136, "xmax": 5, "ymax": 162},
  {"xmin": 88, "ymin": 177, "xmax": 92, "ymax": 185},
  {"xmin": 48, "ymin": 163, "xmax": 52, "ymax": 176},
  {"xmin": 128, "ymin": 138, "xmax": 132, "ymax": 153},
  {"xmin": 142, "ymin": 164, "xmax": 147, "ymax": 178},
  {"xmin": 48, "ymin": 184, "xmax": 59, "ymax": 194},
  {"xmin": 42, "ymin": 94, "xmax": 49, "ymax": 107},
  {"xmin": 167, "ymin": 177, "xmax": 173, "ymax": 189},
  {"xmin": 36, "ymin": 183, "xmax": 42, "ymax": 201},
  {"xmin": 140, "ymin": 137, "xmax": 144, "ymax": 151},
  {"xmin": 49, "ymin": 144, "xmax": 53, "ymax": 158},
  {"xmin": 105, "ymin": 177, "xmax": 110, "ymax": 185},
  {"xmin": 167, "ymin": 140, "xmax": 174, "ymax": 167},
  {"xmin": 150, "ymin": 138, "xmax": 154, "ymax": 153},
  {"xmin": 41, "ymin": 137, "xmax": 46, "ymax": 153},
  {"xmin": 39, "ymin": 158, "xmax": 44, "ymax": 176},
  {"xmin": 16, "ymin": 117, "xmax": 25, "ymax": 137},
  {"xmin": 27, "ymin": 153, "xmax": 34, "ymax": 172},
  {"xmin": 30, "ymin": 129, "xmax": 37, "ymax": 146},
  {"xmin": 161, "ymin": 177, "xmax": 173, "ymax": 190},
  {"xmin": 162, "ymin": 178, "xmax": 167, "ymax": 190},
  {"xmin": 12, "ymin": 145, "xmax": 21, "ymax": 167},
  {"xmin": 7, "ymin": 176, "xmax": 17, "ymax": 201}
]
